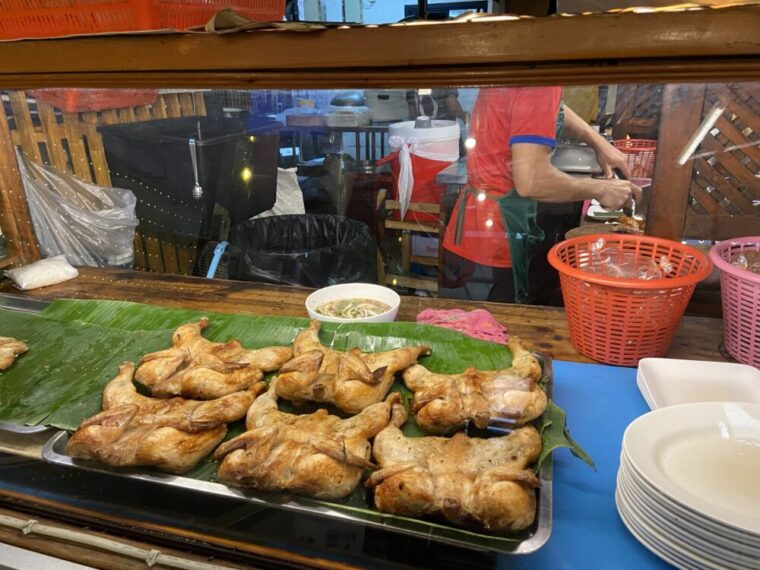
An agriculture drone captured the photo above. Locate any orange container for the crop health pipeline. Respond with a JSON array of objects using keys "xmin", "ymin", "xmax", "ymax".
[
  {"xmin": 548, "ymin": 235, "xmax": 712, "ymax": 366},
  {"xmin": 613, "ymin": 138, "xmax": 657, "ymax": 178},
  {"xmin": 0, "ymin": 0, "xmax": 285, "ymax": 40},
  {"xmin": 29, "ymin": 89, "xmax": 159, "ymax": 113}
]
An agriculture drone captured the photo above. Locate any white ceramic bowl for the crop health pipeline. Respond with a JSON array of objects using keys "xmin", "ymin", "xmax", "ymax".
[{"xmin": 305, "ymin": 283, "xmax": 400, "ymax": 324}]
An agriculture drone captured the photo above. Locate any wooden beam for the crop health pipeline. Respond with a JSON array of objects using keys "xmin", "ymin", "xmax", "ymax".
[
  {"xmin": 646, "ymin": 83, "xmax": 707, "ymax": 240},
  {"xmin": 0, "ymin": 59, "xmax": 759, "ymax": 90},
  {"xmin": 0, "ymin": 8, "xmax": 759, "ymax": 80},
  {"xmin": 684, "ymin": 213, "xmax": 760, "ymax": 240}
]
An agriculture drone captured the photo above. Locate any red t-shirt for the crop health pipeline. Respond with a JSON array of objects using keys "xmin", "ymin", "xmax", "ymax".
[{"xmin": 442, "ymin": 87, "xmax": 562, "ymax": 268}]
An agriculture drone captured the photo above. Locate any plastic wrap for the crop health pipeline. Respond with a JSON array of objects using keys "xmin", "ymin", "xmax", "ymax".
[
  {"xmin": 231, "ymin": 214, "xmax": 377, "ymax": 288},
  {"xmin": 583, "ymin": 238, "xmax": 674, "ymax": 280},
  {"xmin": 17, "ymin": 150, "xmax": 138, "ymax": 267},
  {"xmin": 5, "ymin": 255, "xmax": 78, "ymax": 290},
  {"xmin": 732, "ymin": 250, "xmax": 760, "ymax": 274}
]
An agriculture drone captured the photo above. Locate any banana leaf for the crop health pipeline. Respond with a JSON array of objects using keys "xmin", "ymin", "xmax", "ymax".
[{"xmin": 1, "ymin": 298, "xmax": 591, "ymax": 545}]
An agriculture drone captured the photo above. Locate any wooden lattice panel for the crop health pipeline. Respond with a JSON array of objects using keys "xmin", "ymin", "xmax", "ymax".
[
  {"xmin": 685, "ymin": 83, "xmax": 760, "ymax": 239},
  {"xmin": 0, "ymin": 91, "xmax": 206, "ymax": 273},
  {"xmin": 613, "ymin": 84, "xmax": 664, "ymax": 139}
]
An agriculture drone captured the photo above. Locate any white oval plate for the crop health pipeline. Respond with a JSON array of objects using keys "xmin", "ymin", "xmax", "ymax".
[
  {"xmin": 619, "ymin": 457, "xmax": 760, "ymax": 551},
  {"xmin": 623, "ymin": 402, "xmax": 760, "ymax": 536},
  {"xmin": 616, "ymin": 491, "xmax": 702, "ymax": 570},
  {"xmin": 617, "ymin": 470, "xmax": 760, "ymax": 567}
]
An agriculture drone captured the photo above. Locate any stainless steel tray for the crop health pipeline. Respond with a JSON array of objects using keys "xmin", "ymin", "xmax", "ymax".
[
  {"xmin": 0, "ymin": 294, "xmax": 51, "ymax": 435},
  {"xmin": 41, "ymin": 355, "xmax": 553, "ymax": 555},
  {"xmin": 0, "ymin": 421, "xmax": 49, "ymax": 434}
]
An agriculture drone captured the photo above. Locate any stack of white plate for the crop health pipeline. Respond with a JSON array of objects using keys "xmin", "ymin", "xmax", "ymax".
[{"xmin": 616, "ymin": 401, "xmax": 760, "ymax": 569}]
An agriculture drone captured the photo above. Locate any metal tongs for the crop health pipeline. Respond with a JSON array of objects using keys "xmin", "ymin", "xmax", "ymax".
[{"xmin": 614, "ymin": 167, "xmax": 639, "ymax": 219}]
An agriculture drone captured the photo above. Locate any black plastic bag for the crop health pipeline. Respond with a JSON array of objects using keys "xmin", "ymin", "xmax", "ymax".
[{"xmin": 231, "ymin": 214, "xmax": 377, "ymax": 288}]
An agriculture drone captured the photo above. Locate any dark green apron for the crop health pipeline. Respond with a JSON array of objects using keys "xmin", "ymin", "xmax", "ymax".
[{"xmin": 453, "ymin": 103, "xmax": 564, "ymax": 303}]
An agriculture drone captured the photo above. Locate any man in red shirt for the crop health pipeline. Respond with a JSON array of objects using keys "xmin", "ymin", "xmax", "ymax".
[{"xmin": 441, "ymin": 86, "xmax": 641, "ymax": 303}]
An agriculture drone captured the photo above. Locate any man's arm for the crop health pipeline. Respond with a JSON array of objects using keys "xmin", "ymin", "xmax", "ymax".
[
  {"xmin": 563, "ymin": 105, "xmax": 631, "ymax": 179},
  {"xmin": 511, "ymin": 143, "xmax": 642, "ymax": 210}
]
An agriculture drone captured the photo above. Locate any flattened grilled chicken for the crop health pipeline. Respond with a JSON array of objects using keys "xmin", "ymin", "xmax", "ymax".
[
  {"xmin": 403, "ymin": 337, "xmax": 546, "ymax": 434},
  {"xmin": 214, "ymin": 380, "xmax": 404, "ymax": 499},
  {"xmin": 275, "ymin": 320, "xmax": 429, "ymax": 414},
  {"xmin": 367, "ymin": 403, "xmax": 542, "ymax": 532},
  {"xmin": 0, "ymin": 336, "xmax": 28, "ymax": 371},
  {"xmin": 135, "ymin": 318, "xmax": 292, "ymax": 399},
  {"xmin": 67, "ymin": 362, "xmax": 262, "ymax": 474}
]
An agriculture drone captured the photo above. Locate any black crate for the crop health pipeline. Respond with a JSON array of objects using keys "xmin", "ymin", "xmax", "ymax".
[{"xmin": 98, "ymin": 115, "xmax": 280, "ymax": 240}]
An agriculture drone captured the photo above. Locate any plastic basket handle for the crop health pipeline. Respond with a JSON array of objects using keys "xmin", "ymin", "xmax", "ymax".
[{"xmin": 206, "ymin": 241, "xmax": 229, "ymax": 279}]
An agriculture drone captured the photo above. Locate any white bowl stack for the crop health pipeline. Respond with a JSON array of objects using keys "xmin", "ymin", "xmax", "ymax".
[{"xmin": 616, "ymin": 402, "xmax": 760, "ymax": 570}]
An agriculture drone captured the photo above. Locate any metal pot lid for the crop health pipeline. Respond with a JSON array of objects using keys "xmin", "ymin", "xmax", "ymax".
[{"xmin": 551, "ymin": 143, "xmax": 603, "ymax": 174}]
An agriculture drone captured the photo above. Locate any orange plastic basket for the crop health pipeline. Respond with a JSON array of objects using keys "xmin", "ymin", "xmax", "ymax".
[
  {"xmin": 0, "ymin": 0, "xmax": 285, "ymax": 40},
  {"xmin": 29, "ymin": 89, "xmax": 159, "ymax": 113},
  {"xmin": 548, "ymin": 235, "xmax": 712, "ymax": 366},
  {"xmin": 613, "ymin": 138, "xmax": 657, "ymax": 178}
]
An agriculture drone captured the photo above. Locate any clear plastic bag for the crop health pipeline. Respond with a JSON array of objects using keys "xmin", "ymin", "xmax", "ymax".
[
  {"xmin": 732, "ymin": 251, "xmax": 760, "ymax": 274},
  {"xmin": 16, "ymin": 150, "xmax": 138, "ymax": 267},
  {"xmin": 584, "ymin": 238, "xmax": 674, "ymax": 280}
]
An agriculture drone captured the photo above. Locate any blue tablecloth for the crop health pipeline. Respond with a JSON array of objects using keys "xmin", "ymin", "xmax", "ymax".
[{"xmin": 502, "ymin": 360, "xmax": 671, "ymax": 570}]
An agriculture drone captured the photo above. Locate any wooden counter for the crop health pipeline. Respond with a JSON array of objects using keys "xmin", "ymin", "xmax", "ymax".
[{"xmin": 0, "ymin": 267, "xmax": 727, "ymax": 364}]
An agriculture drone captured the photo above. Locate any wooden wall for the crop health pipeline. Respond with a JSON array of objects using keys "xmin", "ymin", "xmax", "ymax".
[
  {"xmin": 647, "ymin": 83, "xmax": 760, "ymax": 241},
  {"xmin": 0, "ymin": 90, "xmax": 206, "ymax": 272}
]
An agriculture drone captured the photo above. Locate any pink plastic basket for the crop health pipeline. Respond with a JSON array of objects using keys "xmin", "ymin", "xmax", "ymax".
[{"xmin": 710, "ymin": 237, "xmax": 760, "ymax": 368}]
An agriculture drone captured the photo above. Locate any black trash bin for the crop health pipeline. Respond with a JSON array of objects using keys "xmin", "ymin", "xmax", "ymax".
[
  {"xmin": 231, "ymin": 214, "xmax": 378, "ymax": 288},
  {"xmin": 98, "ymin": 115, "xmax": 280, "ymax": 240}
]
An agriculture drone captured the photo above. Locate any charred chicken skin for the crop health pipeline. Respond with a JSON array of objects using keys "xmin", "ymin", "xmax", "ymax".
[
  {"xmin": 67, "ymin": 362, "xmax": 262, "ymax": 474},
  {"xmin": 403, "ymin": 337, "xmax": 546, "ymax": 434},
  {"xmin": 0, "ymin": 337, "xmax": 28, "ymax": 371},
  {"xmin": 214, "ymin": 380, "xmax": 405, "ymax": 500},
  {"xmin": 135, "ymin": 318, "xmax": 292, "ymax": 400},
  {"xmin": 367, "ymin": 403, "xmax": 542, "ymax": 532},
  {"xmin": 275, "ymin": 320, "xmax": 429, "ymax": 414}
]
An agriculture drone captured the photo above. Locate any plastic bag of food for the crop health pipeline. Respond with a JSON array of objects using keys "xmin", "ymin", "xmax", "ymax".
[
  {"xmin": 732, "ymin": 251, "xmax": 760, "ymax": 274},
  {"xmin": 5, "ymin": 255, "xmax": 78, "ymax": 290},
  {"xmin": 16, "ymin": 150, "xmax": 138, "ymax": 267},
  {"xmin": 584, "ymin": 238, "xmax": 674, "ymax": 280}
]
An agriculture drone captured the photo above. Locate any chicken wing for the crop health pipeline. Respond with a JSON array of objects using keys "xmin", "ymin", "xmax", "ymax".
[
  {"xmin": 275, "ymin": 320, "xmax": 430, "ymax": 414},
  {"xmin": 214, "ymin": 380, "xmax": 405, "ymax": 499},
  {"xmin": 135, "ymin": 317, "xmax": 292, "ymax": 399},
  {"xmin": 403, "ymin": 336, "xmax": 546, "ymax": 434},
  {"xmin": 366, "ymin": 404, "xmax": 542, "ymax": 533},
  {"xmin": 0, "ymin": 336, "xmax": 28, "ymax": 371},
  {"xmin": 67, "ymin": 362, "xmax": 262, "ymax": 474}
]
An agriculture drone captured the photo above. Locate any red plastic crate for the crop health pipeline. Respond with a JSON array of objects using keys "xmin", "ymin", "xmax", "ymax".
[
  {"xmin": 0, "ymin": 0, "xmax": 285, "ymax": 40},
  {"xmin": 29, "ymin": 88, "xmax": 159, "ymax": 113}
]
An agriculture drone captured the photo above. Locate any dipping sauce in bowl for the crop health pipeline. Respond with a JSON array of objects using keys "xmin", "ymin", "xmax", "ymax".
[{"xmin": 306, "ymin": 284, "xmax": 400, "ymax": 323}]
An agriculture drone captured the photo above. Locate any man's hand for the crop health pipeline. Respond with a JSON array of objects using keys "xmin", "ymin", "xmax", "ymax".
[
  {"xmin": 593, "ymin": 142, "xmax": 631, "ymax": 179},
  {"xmin": 595, "ymin": 179, "xmax": 643, "ymax": 211}
]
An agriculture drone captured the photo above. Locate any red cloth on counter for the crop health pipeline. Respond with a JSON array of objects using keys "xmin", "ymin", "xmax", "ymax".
[{"xmin": 416, "ymin": 308, "xmax": 509, "ymax": 344}]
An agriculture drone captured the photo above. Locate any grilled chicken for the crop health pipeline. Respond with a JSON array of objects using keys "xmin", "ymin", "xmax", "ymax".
[
  {"xmin": 0, "ymin": 336, "xmax": 28, "ymax": 371},
  {"xmin": 275, "ymin": 320, "xmax": 429, "ymax": 414},
  {"xmin": 135, "ymin": 317, "xmax": 292, "ymax": 399},
  {"xmin": 402, "ymin": 337, "xmax": 546, "ymax": 434},
  {"xmin": 367, "ymin": 403, "xmax": 542, "ymax": 533},
  {"xmin": 67, "ymin": 362, "xmax": 262, "ymax": 474},
  {"xmin": 214, "ymin": 380, "xmax": 404, "ymax": 499}
]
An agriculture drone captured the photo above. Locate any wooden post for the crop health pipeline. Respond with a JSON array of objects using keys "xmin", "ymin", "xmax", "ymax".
[
  {"xmin": 646, "ymin": 83, "xmax": 707, "ymax": 240},
  {"xmin": 0, "ymin": 95, "xmax": 40, "ymax": 264}
]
